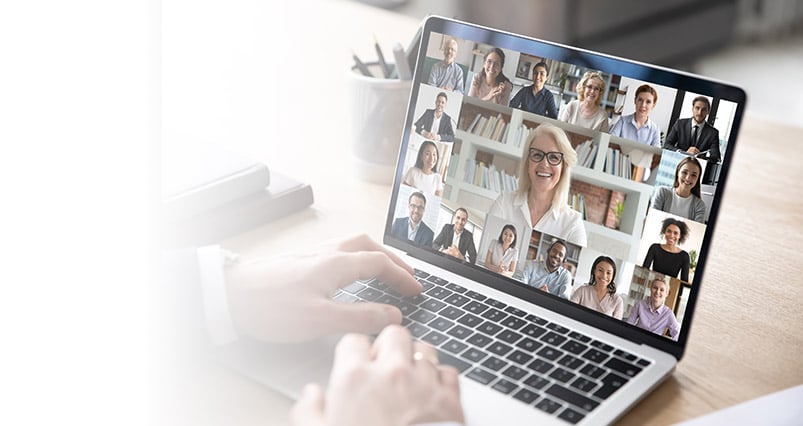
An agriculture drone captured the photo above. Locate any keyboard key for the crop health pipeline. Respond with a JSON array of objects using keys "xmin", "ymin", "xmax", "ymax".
[
  {"xmin": 413, "ymin": 269, "xmax": 429, "ymax": 279},
  {"xmin": 558, "ymin": 407, "xmax": 586, "ymax": 424},
  {"xmin": 407, "ymin": 322, "xmax": 430, "ymax": 338},
  {"xmin": 523, "ymin": 374, "xmax": 550, "ymax": 390},
  {"xmin": 637, "ymin": 358, "xmax": 651, "ymax": 367},
  {"xmin": 477, "ymin": 321, "xmax": 503, "ymax": 336},
  {"xmin": 446, "ymin": 325, "xmax": 472, "ymax": 340},
  {"xmin": 393, "ymin": 301, "xmax": 417, "ymax": 316},
  {"xmin": 375, "ymin": 293, "xmax": 400, "ymax": 306},
  {"xmin": 466, "ymin": 367, "xmax": 497, "ymax": 385},
  {"xmin": 546, "ymin": 323, "xmax": 570, "ymax": 334},
  {"xmin": 426, "ymin": 286, "xmax": 453, "ymax": 300},
  {"xmin": 481, "ymin": 356, "xmax": 508, "ymax": 372},
  {"xmin": 548, "ymin": 367, "xmax": 576, "ymax": 383},
  {"xmin": 541, "ymin": 331, "xmax": 568, "ymax": 347},
  {"xmin": 466, "ymin": 333, "xmax": 493, "ymax": 348},
  {"xmin": 369, "ymin": 279, "xmax": 389, "ymax": 290},
  {"xmin": 513, "ymin": 388, "xmax": 539, "ymax": 404},
  {"xmin": 457, "ymin": 313, "xmax": 483, "ymax": 328},
  {"xmin": 481, "ymin": 308, "xmax": 508, "ymax": 322},
  {"xmin": 460, "ymin": 348, "xmax": 488, "ymax": 363},
  {"xmin": 521, "ymin": 324, "xmax": 547, "ymax": 339},
  {"xmin": 421, "ymin": 330, "xmax": 448, "ymax": 346},
  {"xmin": 506, "ymin": 350, "xmax": 534, "ymax": 366},
  {"xmin": 496, "ymin": 329, "xmax": 523, "ymax": 344},
  {"xmin": 420, "ymin": 299, "xmax": 447, "ymax": 313},
  {"xmin": 568, "ymin": 331, "xmax": 591, "ymax": 343},
  {"xmin": 401, "ymin": 317, "xmax": 411, "ymax": 326},
  {"xmin": 561, "ymin": 340, "xmax": 588, "ymax": 355},
  {"xmin": 557, "ymin": 354, "xmax": 584, "ymax": 371},
  {"xmin": 439, "ymin": 306, "xmax": 465, "ymax": 320},
  {"xmin": 590, "ymin": 340, "xmax": 614, "ymax": 352},
  {"xmin": 409, "ymin": 309, "xmax": 437, "ymax": 324},
  {"xmin": 604, "ymin": 357, "xmax": 642, "ymax": 378},
  {"xmin": 534, "ymin": 397, "xmax": 562, "ymax": 414},
  {"xmin": 515, "ymin": 337, "xmax": 543, "ymax": 352},
  {"xmin": 341, "ymin": 282, "xmax": 366, "ymax": 294},
  {"xmin": 579, "ymin": 364, "xmax": 606, "ymax": 380},
  {"xmin": 614, "ymin": 349, "xmax": 638, "ymax": 362},
  {"xmin": 442, "ymin": 339, "xmax": 468, "ymax": 355},
  {"xmin": 417, "ymin": 279, "xmax": 435, "ymax": 292},
  {"xmin": 485, "ymin": 298, "xmax": 507, "ymax": 309},
  {"xmin": 492, "ymin": 378, "xmax": 518, "ymax": 395},
  {"xmin": 570, "ymin": 377, "xmax": 598, "ymax": 393},
  {"xmin": 426, "ymin": 275, "xmax": 449, "ymax": 286},
  {"xmin": 435, "ymin": 349, "xmax": 471, "ymax": 373},
  {"xmin": 546, "ymin": 383, "xmax": 599, "ymax": 412},
  {"xmin": 537, "ymin": 347, "xmax": 564, "ymax": 361},
  {"xmin": 356, "ymin": 287, "xmax": 383, "ymax": 301},
  {"xmin": 333, "ymin": 292, "xmax": 358, "ymax": 303},
  {"xmin": 443, "ymin": 293, "xmax": 470, "ymax": 307},
  {"xmin": 582, "ymin": 348, "xmax": 609, "ymax": 364},
  {"xmin": 502, "ymin": 365, "xmax": 528, "ymax": 380},
  {"xmin": 465, "ymin": 290, "xmax": 487, "ymax": 301},
  {"xmin": 487, "ymin": 341, "xmax": 513, "ymax": 356},
  {"xmin": 525, "ymin": 314, "xmax": 548, "ymax": 326},
  {"xmin": 504, "ymin": 306, "xmax": 527, "ymax": 317},
  {"xmin": 404, "ymin": 293, "xmax": 429, "ymax": 306},
  {"xmin": 445, "ymin": 283, "xmax": 467, "ymax": 293},
  {"xmin": 463, "ymin": 301, "xmax": 489, "ymax": 315},
  {"xmin": 527, "ymin": 358, "xmax": 554, "ymax": 374},
  {"xmin": 428, "ymin": 317, "xmax": 454, "ymax": 332},
  {"xmin": 500, "ymin": 316, "xmax": 527, "ymax": 330},
  {"xmin": 593, "ymin": 372, "xmax": 628, "ymax": 400}
]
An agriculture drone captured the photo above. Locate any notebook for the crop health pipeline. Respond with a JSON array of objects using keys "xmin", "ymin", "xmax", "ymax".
[{"xmin": 218, "ymin": 16, "xmax": 746, "ymax": 425}]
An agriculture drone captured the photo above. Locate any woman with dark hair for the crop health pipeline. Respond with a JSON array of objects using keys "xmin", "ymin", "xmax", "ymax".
[
  {"xmin": 643, "ymin": 217, "xmax": 691, "ymax": 281},
  {"xmin": 570, "ymin": 256, "xmax": 623, "ymax": 319},
  {"xmin": 485, "ymin": 224, "xmax": 518, "ymax": 277},
  {"xmin": 468, "ymin": 47, "xmax": 512, "ymax": 105},
  {"xmin": 652, "ymin": 156, "xmax": 707, "ymax": 222},
  {"xmin": 403, "ymin": 141, "xmax": 443, "ymax": 196}
]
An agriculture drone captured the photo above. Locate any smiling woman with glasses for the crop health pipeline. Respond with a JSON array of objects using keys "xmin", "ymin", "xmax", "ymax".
[
  {"xmin": 489, "ymin": 123, "xmax": 588, "ymax": 248},
  {"xmin": 558, "ymin": 70, "xmax": 611, "ymax": 133}
]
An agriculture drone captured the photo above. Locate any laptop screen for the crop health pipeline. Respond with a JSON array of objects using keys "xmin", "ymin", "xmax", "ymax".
[{"xmin": 385, "ymin": 17, "xmax": 746, "ymax": 357}]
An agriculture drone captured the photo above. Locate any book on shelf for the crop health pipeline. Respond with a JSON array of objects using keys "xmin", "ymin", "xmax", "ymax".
[
  {"xmin": 573, "ymin": 140, "xmax": 596, "ymax": 168},
  {"xmin": 463, "ymin": 159, "xmax": 519, "ymax": 193},
  {"xmin": 570, "ymin": 193, "xmax": 587, "ymax": 221}
]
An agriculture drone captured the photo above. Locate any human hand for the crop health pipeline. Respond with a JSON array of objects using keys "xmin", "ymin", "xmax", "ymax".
[
  {"xmin": 225, "ymin": 234, "xmax": 422, "ymax": 342},
  {"xmin": 539, "ymin": 284, "xmax": 549, "ymax": 292},
  {"xmin": 443, "ymin": 246, "xmax": 464, "ymax": 261},
  {"xmin": 291, "ymin": 326, "xmax": 464, "ymax": 426},
  {"xmin": 686, "ymin": 147, "xmax": 700, "ymax": 155}
]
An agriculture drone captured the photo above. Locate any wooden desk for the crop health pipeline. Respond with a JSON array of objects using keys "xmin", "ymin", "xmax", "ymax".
[{"xmin": 161, "ymin": 1, "xmax": 803, "ymax": 424}]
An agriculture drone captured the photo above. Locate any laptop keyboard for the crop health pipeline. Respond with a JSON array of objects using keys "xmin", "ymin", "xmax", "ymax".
[{"xmin": 332, "ymin": 269, "xmax": 651, "ymax": 424}]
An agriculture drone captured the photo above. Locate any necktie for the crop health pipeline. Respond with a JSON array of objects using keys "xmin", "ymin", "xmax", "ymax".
[{"xmin": 691, "ymin": 125, "xmax": 699, "ymax": 147}]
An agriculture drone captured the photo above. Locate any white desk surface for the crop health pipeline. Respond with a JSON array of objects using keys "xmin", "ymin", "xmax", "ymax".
[{"xmin": 160, "ymin": 1, "xmax": 803, "ymax": 424}]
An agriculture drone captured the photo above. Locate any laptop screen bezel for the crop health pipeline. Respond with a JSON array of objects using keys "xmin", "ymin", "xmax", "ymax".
[{"xmin": 383, "ymin": 16, "xmax": 747, "ymax": 360}]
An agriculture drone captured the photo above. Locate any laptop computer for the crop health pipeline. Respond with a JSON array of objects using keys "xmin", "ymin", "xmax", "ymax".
[{"xmin": 217, "ymin": 16, "xmax": 746, "ymax": 425}]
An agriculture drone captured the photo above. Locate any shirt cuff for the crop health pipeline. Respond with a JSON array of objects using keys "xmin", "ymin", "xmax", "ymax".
[{"xmin": 197, "ymin": 245, "xmax": 238, "ymax": 345}]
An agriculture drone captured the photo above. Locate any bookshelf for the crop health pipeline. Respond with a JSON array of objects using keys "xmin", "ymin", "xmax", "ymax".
[{"xmin": 447, "ymin": 95, "xmax": 658, "ymax": 263}]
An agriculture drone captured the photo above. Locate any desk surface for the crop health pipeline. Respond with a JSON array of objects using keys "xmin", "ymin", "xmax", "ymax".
[{"xmin": 162, "ymin": 1, "xmax": 803, "ymax": 424}]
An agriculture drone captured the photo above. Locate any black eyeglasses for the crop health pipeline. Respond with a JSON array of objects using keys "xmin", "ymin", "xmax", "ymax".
[{"xmin": 528, "ymin": 148, "xmax": 563, "ymax": 166}]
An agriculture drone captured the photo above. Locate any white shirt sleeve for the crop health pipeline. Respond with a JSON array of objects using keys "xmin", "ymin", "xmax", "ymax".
[{"xmin": 196, "ymin": 245, "xmax": 238, "ymax": 345}]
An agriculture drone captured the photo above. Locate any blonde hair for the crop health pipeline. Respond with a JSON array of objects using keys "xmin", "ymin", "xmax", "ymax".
[
  {"xmin": 576, "ymin": 71, "xmax": 605, "ymax": 106},
  {"xmin": 517, "ymin": 123, "xmax": 578, "ymax": 211}
]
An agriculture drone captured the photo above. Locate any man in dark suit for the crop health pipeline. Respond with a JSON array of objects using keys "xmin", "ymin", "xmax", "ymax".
[
  {"xmin": 432, "ymin": 207, "xmax": 478, "ymax": 264},
  {"xmin": 663, "ymin": 96, "xmax": 721, "ymax": 164},
  {"xmin": 414, "ymin": 92, "xmax": 455, "ymax": 142},
  {"xmin": 390, "ymin": 191, "xmax": 434, "ymax": 246}
]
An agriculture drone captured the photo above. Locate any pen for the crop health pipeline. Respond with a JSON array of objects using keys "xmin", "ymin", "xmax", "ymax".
[
  {"xmin": 352, "ymin": 51, "xmax": 372, "ymax": 77},
  {"xmin": 373, "ymin": 34, "xmax": 391, "ymax": 78},
  {"xmin": 392, "ymin": 42, "xmax": 412, "ymax": 80}
]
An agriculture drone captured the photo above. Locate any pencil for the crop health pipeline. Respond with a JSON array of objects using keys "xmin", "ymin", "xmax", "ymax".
[
  {"xmin": 373, "ymin": 34, "xmax": 390, "ymax": 78},
  {"xmin": 352, "ymin": 51, "xmax": 371, "ymax": 76}
]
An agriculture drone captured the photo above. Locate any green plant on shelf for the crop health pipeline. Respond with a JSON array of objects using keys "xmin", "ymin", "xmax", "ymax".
[{"xmin": 610, "ymin": 201, "xmax": 625, "ymax": 230}]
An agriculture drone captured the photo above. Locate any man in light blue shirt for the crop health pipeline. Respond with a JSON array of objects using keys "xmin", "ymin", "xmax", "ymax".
[
  {"xmin": 428, "ymin": 38, "xmax": 464, "ymax": 94},
  {"xmin": 522, "ymin": 240, "xmax": 572, "ymax": 299},
  {"xmin": 610, "ymin": 84, "xmax": 661, "ymax": 147}
]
